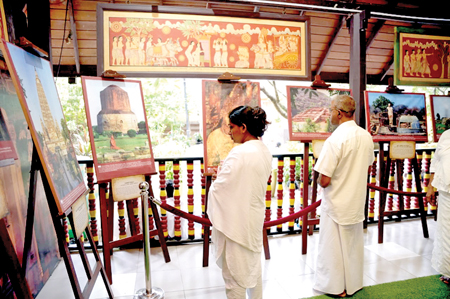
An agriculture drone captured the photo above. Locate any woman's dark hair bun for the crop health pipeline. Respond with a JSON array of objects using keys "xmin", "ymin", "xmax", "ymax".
[{"xmin": 228, "ymin": 105, "xmax": 270, "ymax": 137}]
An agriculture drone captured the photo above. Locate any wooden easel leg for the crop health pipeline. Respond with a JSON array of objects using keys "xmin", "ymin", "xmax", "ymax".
[
  {"xmin": 378, "ymin": 191, "xmax": 387, "ymax": 244},
  {"xmin": 202, "ymin": 225, "xmax": 210, "ymax": 267},
  {"xmin": 99, "ymin": 183, "xmax": 113, "ymax": 284},
  {"xmin": 411, "ymin": 157, "xmax": 429, "ymax": 238},
  {"xmin": 263, "ymin": 229, "xmax": 270, "ymax": 260},
  {"xmin": 302, "ymin": 142, "xmax": 310, "ymax": 255}
]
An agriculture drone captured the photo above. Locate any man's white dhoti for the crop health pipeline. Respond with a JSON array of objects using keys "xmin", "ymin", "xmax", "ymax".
[
  {"xmin": 432, "ymin": 190, "xmax": 450, "ymax": 278},
  {"xmin": 313, "ymin": 211, "xmax": 364, "ymax": 295}
]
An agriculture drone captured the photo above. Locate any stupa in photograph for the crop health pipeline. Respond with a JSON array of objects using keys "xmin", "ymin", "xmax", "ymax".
[{"xmin": 97, "ymin": 85, "xmax": 138, "ymax": 134}]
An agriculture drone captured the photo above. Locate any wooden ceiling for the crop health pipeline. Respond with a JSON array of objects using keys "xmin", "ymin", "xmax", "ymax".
[{"xmin": 48, "ymin": 0, "xmax": 450, "ymax": 85}]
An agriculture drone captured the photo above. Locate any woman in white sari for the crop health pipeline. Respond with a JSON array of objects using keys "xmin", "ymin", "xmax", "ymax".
[{"xmin": 426, "ymin": 129, "xmax": 450, "ymax": 284}]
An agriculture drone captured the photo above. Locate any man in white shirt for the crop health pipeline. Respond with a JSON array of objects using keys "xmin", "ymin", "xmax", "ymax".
[{"xmin": 313, "ymin": 95, "xmax": 374, "ymax": 297}]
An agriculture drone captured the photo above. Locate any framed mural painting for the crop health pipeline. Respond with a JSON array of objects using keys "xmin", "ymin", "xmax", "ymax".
[
  {"xmin": 287, "ymin": 86, "xmax": 351, "ymax": 141},
  {"xmin": 364, "ymin": 91, "xmax": 428, "ymax": 142},
  {"xmin": 394, "ymin": 27, "xmax": 450, "ymax": 86},
  {"xmin": 0, "ymin": 40, "xmax": 87, "ymax": 215},
  {"xmin": 97, "ymin": 3, "xmax": 310, "ymax": 80},
  {"xmin": 429, "ymin": 95, "xmax": 450, "ymax": 142},
  {"xmin": 81, "ymin": 76, "xmax": 156, "ymax": 183},
  {"xmin": 202, "ymin": 80, "xmax": 260, "ymax": 173}
]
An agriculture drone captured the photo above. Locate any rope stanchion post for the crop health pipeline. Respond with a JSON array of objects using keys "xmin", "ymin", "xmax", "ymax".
[{"xmin": 134, "ymin": 181, "xmax": 164, "ymax": 299}]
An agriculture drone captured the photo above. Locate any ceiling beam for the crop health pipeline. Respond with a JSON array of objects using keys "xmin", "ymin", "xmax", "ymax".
[
  {"xmin": 68, "ymin": 0, "xmax": 80, "ymax": 74},
  {"xmin": 316, "ymin": 15, "xmax": 346, "ymax": 75},
  {"xmin": 380, "ymin": 57, "xmax": 394, "ymax": 82},
  {"xmin": 366, "ymin": 19, "xmax": 385, "ymax": 51}
]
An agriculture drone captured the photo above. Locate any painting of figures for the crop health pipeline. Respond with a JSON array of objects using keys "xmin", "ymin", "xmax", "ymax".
[
  {"xmin": 365, "ymin": 91, "xmax": 428, "ymax": 142},
  {"xmin": 287, "ymin": 86, "xmax": 351, "ymax": 141},
  {"xmin": 98, "ymin": 7, "xmax": 310, "ymax": 80},
  {"xmin": 81, "ymin": 76, "xmax": 156, "ymax": 182},
  {"xmin": 430, "ymin": 95, "xmax": 450, "ymax": 141},
  {"xmin": 395, "ymin": 27, "xmax": 450, "ymax": 86},
  {"xmin": 202, "ymin": 80, "xmax": 260, "ymax": 173},
  {"xmin": 1, "ymin": 41, "xmax": 87, "ymax": 214}
]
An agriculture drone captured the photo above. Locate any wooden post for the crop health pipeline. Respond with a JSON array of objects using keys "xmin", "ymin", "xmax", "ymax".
[{"xmin": 302, "ymin": 143, "xmax": 310, "ymax": 254}]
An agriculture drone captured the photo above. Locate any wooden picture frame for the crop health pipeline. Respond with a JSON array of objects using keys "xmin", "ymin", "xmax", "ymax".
[
  {"xmin": 429, "ymin": 95, "xmax": 450, "ymax": 142},
  {"xmin": 365, "ymin": 91, "xmax": 428, "ymax": 142},
  {"xmin": 96, "ymin": 3, "xmax": 311, "ymax": 81},
  {"xmin": 286, "ymin": 86, "xmax": 351, "ymax": 141},
  {"xmin": 81, "ymin": 76, "xmax": 156, "ymax": 183},
  {"xmin": 0, "ymin": 107, "xmax": 18, "ymax": 162},
  {"xmin": 202, "ymin": 80, "xmax": 260, "ymax": 173},
  {"xmin": 394, "ymin": 27, "xmax": 450, "ymax": 86},
  {"xmin": 0, "ymin": 40, "xmax": 87, "ymax": 215}
]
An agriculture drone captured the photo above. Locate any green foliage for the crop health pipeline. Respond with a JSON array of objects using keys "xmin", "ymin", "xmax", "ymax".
[
  {"xmin": 113, "ymin": 131, "xmax": 122, "ymax": 138},
  {"xmin": 127, "ymin": 129, "xmax": 137, "ymax": 138},
  {"xmin": 138, "ymin": 121, "xmax": 147, "ymax": 134},
  {"xmin": 372, "ymin": 95, "xmax": 394, "ymax": 112},
  {"xmin": 301, "ymin": 118, "xmax": 320, "ymax": 132}
]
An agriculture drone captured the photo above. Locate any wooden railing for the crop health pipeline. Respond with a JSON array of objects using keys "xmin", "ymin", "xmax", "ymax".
[{"xmin": 74, "ymin": 149, "xmax": 436, "ymax": 246}]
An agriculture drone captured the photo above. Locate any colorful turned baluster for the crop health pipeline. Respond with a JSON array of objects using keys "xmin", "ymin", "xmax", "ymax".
[
  {"xmin": 405, "ymin": 159, "xmax": 412, "ymax": 210},
  {"xmin": 118, "ymin": 201, "xmax": 127, "ymax": 239},
  {"xmin": 159, "ymin": 162, "xmax": 168, "ymax": 238},
  {"xmin": 187, "ymin": 161, "xmax": 195, "ymax": 239},
  {"xmin": 276, "ymin": 157, "xmax": 284, "ymax": 233},
  {"xmin": 413, "ymin": 151, "xmax": 423, "ymax": 209},
  {"xmin": 299, "ymin": 156, "xmax": 304, "ymax": 226},
  {"xmin": 265, "ymin": 174, "xmax": 272, "ymax": 233},
  {"xmin": 368, "ymin": 153, "xmax": 377, "ymax": 221},
  {"xmin": 148, "ymin": 176, "xmax": 155, "ymax": 236},
  {"xmin": 395, "ymin": 159, "xmax": 404, "ymax": 212},
  {"xmin": 387, "ymin": 160, "xmax": 395, "ymax": 212},
  {"xmin": 174, "ymin": 160, "xmax": 182, "ymax": 240},
  {"xmin": 423, "ymin": 151, "xmax": 432, "ymax": 212},
  {"xmin": 86, "ymin": 163, "xmax": 98, "ymax": 243},
  {"xmin": 200, "ymin": 162, "xmax": 206, "ymax": 238},
  {"xmin": 64, "ymin": 217, "xmax": 70, "ymax": 244},
  {"xmin": 309, "ymin": 157, "xmax": 317, "ymax": 221},
  {"xmin": 132, "ymin": 198, "xmax": 140, "ymax": 234},
  {"xmin": 288, "ymin": 157, "xmax": 296, "ymax": 232}
]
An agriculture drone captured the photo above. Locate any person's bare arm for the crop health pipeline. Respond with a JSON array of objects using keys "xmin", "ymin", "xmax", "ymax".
[{"xmin": 318, "ymin": 172, "xmax": 331, "ymax": 188}]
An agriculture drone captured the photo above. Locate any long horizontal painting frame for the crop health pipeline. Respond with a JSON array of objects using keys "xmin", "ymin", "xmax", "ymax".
[
  {"xmin": 394, "ymin": 27, "xmax": 450, "ymax": 86},
  {"xmin": 0, "ymin": 40, "xmax": 87, "ymax": 215},
  {"xmin": 365, "ymin": 91, "xmax": 428, "ymax": 142},
  {"xmin": 287, "ymin": 86, "xmax": 351, "ymax": 142},
  {"xmin": 81, "ymin": 76, "xmax": 156, "ymax": 183},
  {"xmin": 429, "ymin": 95, "xmax": 450, "ymax": 142},
  {"xmin": 97, "ymin": 3, "xmax": 311, "ymax": 81}
]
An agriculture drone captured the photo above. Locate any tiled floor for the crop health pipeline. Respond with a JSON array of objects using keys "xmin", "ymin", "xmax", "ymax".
[{"xmin": 36, "ymin": 217, "xmax": 439, "ymax": 299}]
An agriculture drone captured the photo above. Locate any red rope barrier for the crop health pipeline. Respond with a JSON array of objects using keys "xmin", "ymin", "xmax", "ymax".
[
  {"xmin": 153, "ymin": 198, "xmax": 322, "ymax": 229},
  {"xmin": 367, "ymin": 183, "xmax": 426, "ymax": 197},
  {"xmin": 263, "ymin": 200, "xmax": 321, "ymax": 228}
]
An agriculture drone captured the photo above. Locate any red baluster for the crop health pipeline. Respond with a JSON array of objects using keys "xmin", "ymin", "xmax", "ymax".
[
  {"xmin": 174, "ymin": 160, "xmax": 182, "ymax": 240},
  {"xmin": 86, "ymin": 162, "xmax": 98, "ymax": 243},
  {"xmin": 64, "ymin": 217, "xmax": 70, "ymax": 244},
  {"xmin": 413, "ymin": 152, "xmax": 423, "ymax": 209},
  {"xmin": 405, "ymin": 158, "xmax": 412, "ymax": 210},
  {"xmin": 118, "ymin": 201, "xmax": 127, "ymax": 239},
  {"xmin": 132, "ymin": 198, "xmax": 140, "ymax": 234},
  {"xmin": 387, "ymin": 160, "xmax": 395, "ymax": 212},
  {"xmin": 187, "ymin": 161, "xmax": 195, "ymax": 239},
  {"xmin": 368, "ymin": 153, "xmax": 377, "ymax": 221},
  {"xmin": 265, "ymin": 173, "xmax": 272, "ymax": 234},
  {"xmin": 299, "ymin": 156, "xmax": 304, "ymax": 226},
  {"xmin": 288, "ymin": 157, "xmax": 296, "ymax": 231},
  {"xmin": 200, "ymin": 161, "xmax": 206, "ymax": 238},
  {"xmin": 423, "ymin": 150, "xmax": 432, "ymax": 212},
  {"xmin": 159, "ymin": 162, "xmax": 168, "ymax": 238},
  {"xmin": 276, "ymin": 157, "xmax": 284, "ymax": 233}
]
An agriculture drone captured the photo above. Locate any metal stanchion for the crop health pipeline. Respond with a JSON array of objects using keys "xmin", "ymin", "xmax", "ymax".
[{"xmin": 134, "ymin": 182, "xmax": 164, "ymax": 299}]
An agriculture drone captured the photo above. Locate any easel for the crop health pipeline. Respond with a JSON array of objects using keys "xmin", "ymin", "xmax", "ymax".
[
  {"xmin": 99, "ymin": 174, "xmax": 171, "ymax": 283},
  {"xmin": 375, "ymin": 142, "xmax": 429, "ymax": 243},
  {"xmin": 22, "ymin": 144, "xmax": 113, "ymax": 299}
]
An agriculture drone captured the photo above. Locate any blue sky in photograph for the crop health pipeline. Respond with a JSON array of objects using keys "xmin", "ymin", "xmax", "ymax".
[
  {"xmin": 83, "ymin": 79, "xmax": 146, "ymax": 126},
  {"xmin": 367, "ymin": 92, "xmax": 426, "ymax": 109},
  {"xmin": 432, "ymin": 96, "xmax": 450, "ymax": 118},
  {"xmin": 6, "ymin": 43, "xmax": 65, "ymax": 134}
]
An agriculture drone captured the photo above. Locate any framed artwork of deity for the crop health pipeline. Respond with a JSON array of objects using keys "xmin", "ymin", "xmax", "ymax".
[
  {"xmin": 365, "ymin": 91, "xmax": 428, "ymax": 142},
  {"xmin": 97, "ymin": 3, "xmax": 311, "ymax": 81},
  {"xmin": 394, "ymin": 27, "xmax": 450, "ymax": 86},
  {"xmin": 0, "ymin": 40, "xmax": 87, "ymax": 214},
  {"xmin": 286, "ymin": 86, "xmax": 351, "ymax": 141},
  {"xmin": 81, "ymin": 76, "xmax": 156, "ymax": 183},
  {"xmin": 202, "ymin": 80, "xmax": 260, "ymax": 173},
  {"xmin": 429, "ymin": 95, "xmax": 450, "ymax": 142}
]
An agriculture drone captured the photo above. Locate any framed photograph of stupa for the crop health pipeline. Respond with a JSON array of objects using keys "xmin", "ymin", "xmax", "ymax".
[
  {"xmin": 287, "ymin": 86, "xmax": 351, "ymax": 141},
  {"xmin": 97, "ymin": 3, "xmax": 310, "ymax": 81},
  {"xmin": 81, "ymin": 76, "xmax": 156, "ymax": 182},
  {"xmin": 430, "ymin": 95, "xmax": 450, "ymax": 142},
  {"xmin": 394, "ymin": 27, "xmax": 450, "ymax": 86},
  {"xmin": 0, "ymin": 40, "xmax": 87, "ymax": 214},
  {"xmin": 202, "ymin": 80, "xmax": 260, "ymax": 173},
  {"xmin": 365, "ymin": 91, "xmax": 428, "ymax": 142}
]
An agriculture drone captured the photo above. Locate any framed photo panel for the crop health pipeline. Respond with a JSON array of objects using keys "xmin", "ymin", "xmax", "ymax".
[
  {"xmin": 202, "ymin": 80, "xmax": 260, "ymax": 173},
  {"xmin": 0, "ymin": 40, "xmax": 87, "ymax": 214},
  {"xmin": 0, "ymin": 108, "xmax": 18, "ymax": 162},
  {"xmin": 287, "ymin": 86, "xmax": 351, "ymax": 141},
  {"xmin": 365, "ymin": 91, "xmax": 428, "ymax": 142},
  {"xmin": 81, "ymin": 76, "xmax": 156, "ymax": 183},
  {"xmin": 429, "ymin": 95, "xmax": 450, "ymax": 142},
  {"xmin": 97, "ymin": 3, "xmax": 310, "ymax": 80},
  {"xmin": 394, "ymin": 27, "xmax": 450, "ymax": 86}
]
